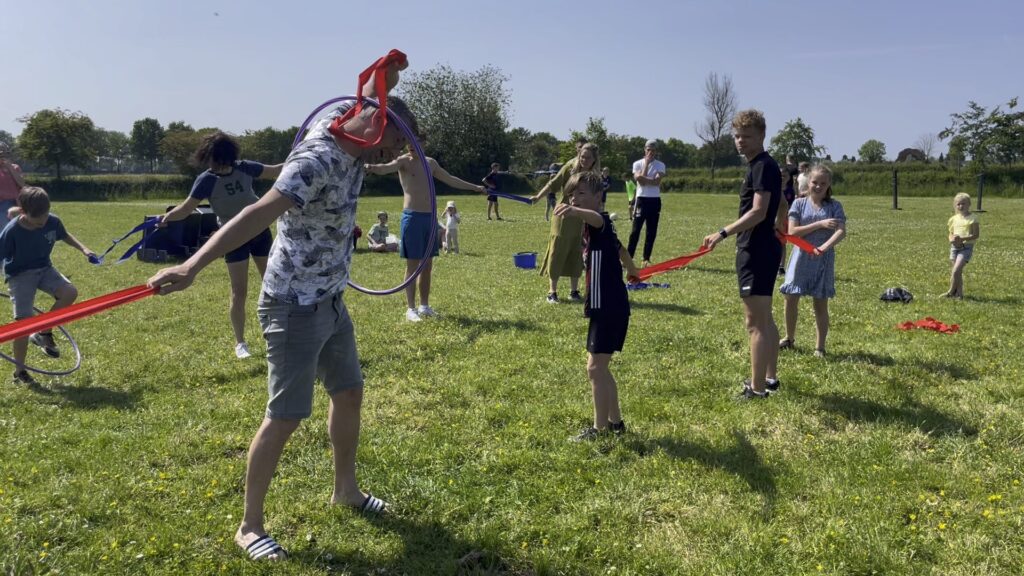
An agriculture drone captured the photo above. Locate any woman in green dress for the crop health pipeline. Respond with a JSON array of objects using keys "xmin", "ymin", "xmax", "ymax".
[{"xmin": 530, "ymin": 143, "xmax": 601, "ymax": 303}]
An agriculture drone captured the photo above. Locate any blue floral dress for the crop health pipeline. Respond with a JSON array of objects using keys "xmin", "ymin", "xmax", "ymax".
[{"xmin": 779, "ymin": 197, "xmax": 846, "ymax": 299}]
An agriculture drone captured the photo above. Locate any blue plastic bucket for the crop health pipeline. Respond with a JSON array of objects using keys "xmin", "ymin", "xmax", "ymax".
[{"xmin": 513, "ymin": 251, "xmax": 537, "ymax": 269}]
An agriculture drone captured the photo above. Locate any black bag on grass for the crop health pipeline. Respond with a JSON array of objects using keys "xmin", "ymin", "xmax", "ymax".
[{"xmin": 880, "ymin": 287, "xmax": 914, "ymax": 303}]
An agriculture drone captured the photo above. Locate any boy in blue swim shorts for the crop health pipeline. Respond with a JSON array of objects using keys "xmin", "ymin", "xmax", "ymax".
[{"xmin": 368, "ymin": 147, "xmax": 486, "ymax": 322}]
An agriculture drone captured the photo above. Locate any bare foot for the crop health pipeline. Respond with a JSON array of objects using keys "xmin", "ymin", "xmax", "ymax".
[{"xmin": 332, "ymin": 490, "xmax": 389, "ymax": 513}]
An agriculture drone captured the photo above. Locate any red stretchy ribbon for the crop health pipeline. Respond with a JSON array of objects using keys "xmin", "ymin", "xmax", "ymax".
[
  {"xmin": 637, "ymin": 246, "xmax": 714, "ymax": 281},
  {"xmin": 327, "ymin": 49, "xmax": 408, "ymax": 148},
  {"xmin": 777, "ymin": 231, "xmax": 817, "ymax": 255},
  {"xmin": 0, "ymin": 285, "xmax": 158, "ymax": 345},
  {"xmin": 897, "ymin": 317, "xmax": 960, "ymax": 334}
]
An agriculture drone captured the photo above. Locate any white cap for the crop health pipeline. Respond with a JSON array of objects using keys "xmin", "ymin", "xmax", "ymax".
[{"xmin": 446, "ymin": 201, "xmax": 456, "ymax": 208}]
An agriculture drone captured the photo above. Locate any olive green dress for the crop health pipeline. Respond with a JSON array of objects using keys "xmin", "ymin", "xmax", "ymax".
[{"xmin": 539, "ymin": 159, "xmax": 597, "ymax": 279}]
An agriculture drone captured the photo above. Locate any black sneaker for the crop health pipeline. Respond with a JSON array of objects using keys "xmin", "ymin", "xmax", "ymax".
[
  {"xmin": 546, "ymin": 293, "xmax": 559, "ymax": 304},
  {"xmin": 609, "ymin": 420, "xmax": 627, "ymax": 436},
  {"xmin": 30, "ymin": 332, "xmax": 60, "ymax": 358},
  {"xmin": 766, "ymin": 378, "xmax": 781, "ymax": 393},
  {"xmin": 737, "ymin": 387, "xmax": 768, "ymax": 401},
  {"xmin": 13, "ymin": 370, "xmax": 37, "ymax": 385},
  {"xmin": 571, "ymin": 427, "xmax": 601, "ymax": 442},
  {"xmin": 568, "ymin": 290, "xmax": 583, "ymax": 302}
]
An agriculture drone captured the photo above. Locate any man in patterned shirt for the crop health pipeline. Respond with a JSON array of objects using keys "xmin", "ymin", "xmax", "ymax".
[{"xmin": 149, "ymin": 95, "xmax": 418, "ymax": 561}]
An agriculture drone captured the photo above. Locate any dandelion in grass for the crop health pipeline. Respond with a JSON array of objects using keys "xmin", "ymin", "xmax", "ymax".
[{"xmin": 988, "ymin": 494, "xmax": 1002, "ymax": 502}]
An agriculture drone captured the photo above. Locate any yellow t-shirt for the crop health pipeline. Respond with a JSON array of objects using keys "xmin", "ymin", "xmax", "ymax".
[{"xmin": 947, "ymin": 213, "xmax": 978, "ymax": 244}]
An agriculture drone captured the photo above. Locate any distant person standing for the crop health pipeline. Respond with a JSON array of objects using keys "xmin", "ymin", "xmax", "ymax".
[
  {"xmin": 628, "ymin": 140, "xmax": 666, "ymax": 267},
  {"xmin": 796, "ymin": 161, "xmax": 811, "ymax": 196},
  {"xmin": 482, "ymin": 163, "xmax": 504, "ymax": 221},
  {"xmin": 0, "ymin": 144, "xmax": 26, "ymax": 226}
]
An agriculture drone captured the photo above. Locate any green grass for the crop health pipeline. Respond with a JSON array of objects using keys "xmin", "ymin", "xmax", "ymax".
[{"xmin": 1, "ymin": 194, "xmax": 1023, "ymax": 575}]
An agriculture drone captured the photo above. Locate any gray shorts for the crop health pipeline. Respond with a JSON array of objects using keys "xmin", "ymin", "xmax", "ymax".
[
  {"xmin": 257, "ymin": 291, "xmax": 363, "ymax": 420},
  {"xmin": 7, "ymin": 266, "xmax": 72, "ymax": 320},
  {"xmin": 950, "ymin": 243, "xmax": 974, "ymax": 262}
]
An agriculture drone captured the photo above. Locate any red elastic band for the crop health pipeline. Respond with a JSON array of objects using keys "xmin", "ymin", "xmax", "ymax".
[
  {"xmin": 777, "ymin": 231, "xmax": 817, "ymax": 254},
  {"xmin": 0, "ymin": 285, "xmax": 158, "ymax": 344},
  {"xmin": 326, "ymin": 49, "xmax": 408, "ymax": 148},
  {"xmin": 637, "ymin": 246, "xmax": 714, "ymax": 281}
]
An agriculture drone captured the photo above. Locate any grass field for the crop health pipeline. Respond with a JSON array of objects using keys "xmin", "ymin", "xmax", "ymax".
[{"xmin": 1, "ymin": 193, "xmax": 1022, "ymax": 575}]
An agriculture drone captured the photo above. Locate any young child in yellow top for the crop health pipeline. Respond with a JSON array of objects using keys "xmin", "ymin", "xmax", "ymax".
[{"xmin": 945, "ymin": 192, "xmax": 980, "ymax": 299}]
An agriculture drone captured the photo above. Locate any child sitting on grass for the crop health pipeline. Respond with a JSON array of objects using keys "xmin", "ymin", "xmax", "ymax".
[
  {"xmin": 1, "ymin": 187, "xmax": 96, "ymax": 385},
  {"xmin": 945, "ymin": 192, "xmax": 980, "ymax": 299},
  {"xmin": 367, "ymin": 211, "xmax": 399, "ymax": 253},
  {"xmin": 553, "ymin": 171, "xmax": 640, "ymax": 442}
]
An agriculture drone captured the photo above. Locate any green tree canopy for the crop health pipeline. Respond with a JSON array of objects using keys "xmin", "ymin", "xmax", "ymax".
[
  {"xmin": 857, "ymin": 139, "xmax": 887, "ymax": 163},
  {"xmin": 399, "ymin": 64, "xmax": 513, "ymax": 179},
  {"xmin": 768, "ymin": 117, "xmax": 826, "ymax": 162},
  {"xmin": 239, "ymin": 126, "xmax": 299, "ymax": 165},
  {"xmin": 131, "ymin": 117, "xmax": 164, "ymax": 172},
  {"xmin": 17, "ymin": 108, "xmax": 97, "ymax": 179}
]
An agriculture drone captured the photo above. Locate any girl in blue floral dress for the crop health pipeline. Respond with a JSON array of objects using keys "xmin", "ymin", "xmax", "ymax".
[{"xmin": 778, "ymin": 165, "xmax": 846, "ymax": 356}]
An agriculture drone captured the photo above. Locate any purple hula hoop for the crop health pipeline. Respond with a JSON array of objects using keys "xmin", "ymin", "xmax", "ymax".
[{"xmin": 292, "ymin": 95, "xmax": 435, "ymax": 296}]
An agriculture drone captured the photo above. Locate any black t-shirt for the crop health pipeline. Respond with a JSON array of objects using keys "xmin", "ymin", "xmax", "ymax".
[
  {"xmin": 737, "ymin": 151, "xmax": 782, "ymax": 249},
  {"xmin": 584, "ymin": 213, "xmax": 629, "ymax": 319}
]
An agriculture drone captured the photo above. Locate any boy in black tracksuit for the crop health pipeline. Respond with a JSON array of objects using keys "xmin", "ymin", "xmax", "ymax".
[{"xmin": 553, "ymin": 171, "xmax": 641, "ymax": 441}]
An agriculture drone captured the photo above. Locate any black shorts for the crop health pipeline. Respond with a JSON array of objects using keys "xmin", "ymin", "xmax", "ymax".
[
  {"xmin": 587, "ymin": 313, "xmax": 630, "ymax": 354},
  {"xmin": 225, "ymin": 228, "xmax": 273, "ymax": 264},
  {"xmin": 487, "ymin": 194, "xmax": 498, "ymax": 203},
  {"xmin": 735, "ymin": 243, "xmax": 783, "ymax": 297}
]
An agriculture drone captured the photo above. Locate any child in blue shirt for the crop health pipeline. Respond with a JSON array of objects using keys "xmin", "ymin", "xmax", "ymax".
[{"xmin": 1, "ymin": 187, "xmax": 95, "ymax": 385}]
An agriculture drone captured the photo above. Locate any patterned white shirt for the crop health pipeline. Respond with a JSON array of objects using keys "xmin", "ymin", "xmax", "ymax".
[{"xmin": 263, "ymin": 109, "xmax": 364, "ymax": 305}]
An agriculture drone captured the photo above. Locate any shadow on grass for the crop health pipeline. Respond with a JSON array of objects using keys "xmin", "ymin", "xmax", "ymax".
[
  {"xmin": 832, "ymin": 350, "xmax": 897, "ymax": 367},
  {"xmin": 963, "ymin": 294, "xmax": 1021, "ymax": 305},
  {"xmin": 808, "ymin": 392, "xmax": 977, "ymax": 437},
  {"xmin": 306, "ymin": 515, "xmax": 520, "ymax": 575},
  {"xmin": 630, "ymin": 430, "xmax": 777, "ymax": 515},
  {"xmin": 445, "ymin": 314, "xmax": 540, "ymax": 345},
  {"xmin": 687, "ymin": 265, "xmax": 734, "ymax": 276},
  {"xmin": 630, "ymin": 301, "xmax": 703, "ymax": 315},
  {"xmin": 911, "ymin": 359, "xmax": 977, "ymax": 381},
  {"xmin": 42, "ymin": 382, "xmax": 140, "ymax": 410}
]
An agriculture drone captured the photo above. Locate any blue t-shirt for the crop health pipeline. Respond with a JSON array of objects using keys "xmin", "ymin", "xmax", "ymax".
[
  {"xmin": 189, "ymin": 160, "xmax": 265, "ymax": 226},
  {"xmin": 0, "ymin": 215, "xmax": 68, "ymax": 278}
]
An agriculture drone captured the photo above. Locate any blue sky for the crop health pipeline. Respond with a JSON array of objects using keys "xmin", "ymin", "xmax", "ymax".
[{"xmin": 2, "ymin": 0, "xmax": 1022, "ymax": 158}]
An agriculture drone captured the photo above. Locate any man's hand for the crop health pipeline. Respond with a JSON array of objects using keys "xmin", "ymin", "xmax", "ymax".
[
  {"xmin": 702, "ymin": 231, "xmax": 724, "ymax": 249},
  {"xmin": 148, "ymin": 264, "xmax": 197, "ymax": 296}
]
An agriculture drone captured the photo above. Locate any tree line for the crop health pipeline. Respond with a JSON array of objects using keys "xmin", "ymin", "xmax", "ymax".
[{"xmin": 2, "ymin": 66, "xmax": 1020, "ymax": 180}]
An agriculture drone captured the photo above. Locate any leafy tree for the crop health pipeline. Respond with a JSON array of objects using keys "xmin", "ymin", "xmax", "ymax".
[
  {"xmin": 857, "ymin": 139, "xmax": 887, "ymax": 163},
  {"xmin": 17, "ymin": 108, "xmax": 97, "ymax": 179},
  {"xmin": 694, "ymin": 72, "xmax": 738, "ymax": 179},
  {"xmin": 936, "ymin": 100, "xmax": 1022, "ymax": 169},
  {"xmin": 94, "ymin": 129, "xmax": 131, "ymax": 172},
  {"xmin": 660, "ymin": 138, "xmax": 698, "ymax": 169},
  {"xmin": 399, "ymin": 64, "xmax": 513, "ymax": 179},
  {"xmin": 131, "ymin": 117, "xmax": 165, "ymax": 172},
  {"xmin": 768, "ymin": 118, "xmax": 825, "ymax": 162},
  {"xmin": 240, "ymin": 126, "xmax": 300, "ymax": 165},
  {"xmin": 0, "ymin": 130, "xmax": 16, "ymax": 160},
  {"xmin": 160, "ymin": 126, "xmax": 219, "ymax": 176},
  {"xmin": 946, "ymin": 135, "xmax": 966, "ymax": 175}
]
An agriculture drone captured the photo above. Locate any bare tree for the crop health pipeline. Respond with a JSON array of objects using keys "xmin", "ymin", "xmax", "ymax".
[
  {"xmin": 694, "ymin": 72, "xmax": 738, "ymax": 179},
  {"xmin": 914, "ymin": 132, "xmax": 938, "ymax": 160}
]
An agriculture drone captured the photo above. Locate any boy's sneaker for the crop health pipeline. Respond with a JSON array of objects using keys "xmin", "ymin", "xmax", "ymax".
[
  {"xmin": 609, "ymin": 420, "xmax": 627, "ymax": 436},
  {"xmin": 743, "ymin": 378, "xmax": 779, "ymax": 394},
  {"xmin": 235, "ymin": 342, "xmax": 252, "ymax": 359},
  {"xmin": 417, "ymin": 305, "xmax": 437, "ymax": 318},
  {"xmin": 737, "ymin": 387, "xmax": 768, "ymax": 401},
  {"xmin": 571, "ymin": 426, "xmax": 601, "ymax": 442},
  {"xmin": 13, "ymin": 370, "xmax": 37, "ymax": 385},
  {"xmin": 546, "ymin": 293, "xmax": 559, "ymax": 304},
  {"xmin": 30, "ymin": 332, "xmax": 60, "ymax": 358},
  {"xmin": 405, "ymin": 308, "xmax": 422, "ymax": 322},
  {"xmin": 568, "ymin": 291, "xmax": 583, "ymax": 302}
]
